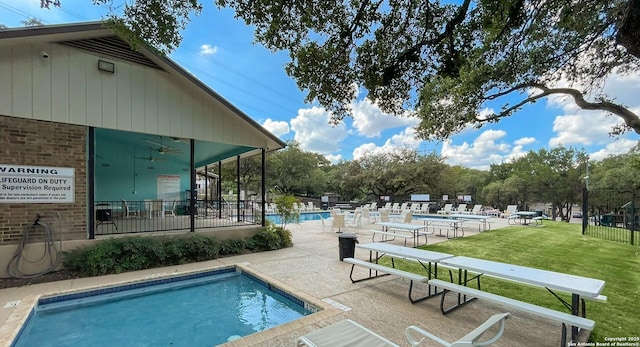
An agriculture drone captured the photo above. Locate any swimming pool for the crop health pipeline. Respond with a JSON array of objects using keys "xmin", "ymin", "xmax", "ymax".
[
  {"xmin": 11, "ymin": 265, "xmax": 322, "ymax": 346},
  {"xmin": 265, "ymin": 211, "xmax": 330, "ymax": 225}
]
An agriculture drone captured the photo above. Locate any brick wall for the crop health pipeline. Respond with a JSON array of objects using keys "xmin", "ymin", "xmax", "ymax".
[{"xmin": 0, "ymin": 115, "xmax": 87, "ymax": 245}]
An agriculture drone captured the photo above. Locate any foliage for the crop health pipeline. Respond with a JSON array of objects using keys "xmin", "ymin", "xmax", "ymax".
[
  {"xmin": 220, "ymin": 155, "xmax": 263, "ymax": 196},
  {"xmin": 215, "ymin": 0, "xmax": 640, "ymax": 137},
  {"xmin": 267, "ymin": 141, "xmax": 329, "ymax": 197},
  {"xmin": 379, "ymin": 221, "xmax": 640, "ymax": 341},
  {"xmin": 43, "ymin": 1, "xmax": 640, "ymax": 137},
  {"xmin": 252, "ymin": 223, "xmax": 293, "ymax": 250},
  {"xmin": 62, "ymin": 230, "xmax": 291, "ymax": 277},
  {"xmin": 272, "ymin": 195, "xmax": 300, "ymax": 229},
  {"xmin": 589, "ymin": 150, "xmax": 640, "ymax": 190}
]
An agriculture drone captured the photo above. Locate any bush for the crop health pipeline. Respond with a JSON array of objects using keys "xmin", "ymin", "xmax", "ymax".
[{"xmin": 62, "ymin": 228, "xmax": 293, "ymax": 277}]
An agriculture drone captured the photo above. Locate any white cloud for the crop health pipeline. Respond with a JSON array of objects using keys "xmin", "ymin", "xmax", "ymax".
[
  {"xmin": 350, "ymin": 98, "xmax": 419, "ymax": 137},
  {"xmin": 200, "ymin": 44, "xmax": 218, "ymax": 55},
  {"xmin": 352, "ymin": 128, "xmax": 423, "ymax": 160},
  {"xmin": 514, "ymin": 137, "xmax": 536, "ymax": 146},
  {"xmin": 549, "ymin": 112, "xmax": 623, "ymax": 147},
  {"xmin": 589, "ymin": 138, "xmax": 638, "ymax": 161},
  {"xmin": 441, "ymin": 129, "xmax": 529, "ymax": 169},
  {"xmin": 291, "ymin": 106, "xmax": 348, "ymax": 154},
  {"xmin": 324, "ymin": 154, "xmax": 343, "ymax": 164},
  {"xmin": 262, "ymin": 119, "xmax": 290, "ymax": 137}
]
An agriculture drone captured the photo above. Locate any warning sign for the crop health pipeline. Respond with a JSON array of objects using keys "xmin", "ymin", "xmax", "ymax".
[{"xmin": 0, "ymin": 164, "xmax": 75, "ymax": 203}]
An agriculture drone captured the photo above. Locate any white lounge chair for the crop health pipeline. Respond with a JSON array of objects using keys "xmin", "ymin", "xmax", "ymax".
[
  {"xmin": 437, "ymin": 204, "xmax": 453, "ymax": 215},
  {"xmin": 455, "ymin": 204, "xmax": 468, "ymax": 214},
  {"xmin": 297, "ymin": 313, "xmax": 510, "ymax": 347},
  {"xmin": 469, "ymin": 204, "xmax": 483, "ymax": 215},
  {"xmin": 382, "ymin": 202, "xmax": 392, "ymax": 210},
  {"xmin": 390, "ymin": 203, "xmax": 401, "ymax": 213},
  {"xmin": 418, "ymin": 203, "xmax": 430, "ymax": 215},
  {"xmin": 500, "ymin": 205, "xmax": 518, "ymax": 218},
  {"xmin": 411, "ymin": 203, "xmax": 422, "ymax": 213},
  {"xmin": 307, "ymin": 201, "xmax": 319, "ymax": 211}
]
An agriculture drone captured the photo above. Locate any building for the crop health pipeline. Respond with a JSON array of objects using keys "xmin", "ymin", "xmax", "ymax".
[{"xmin": 0, "ymin": 22, "xmax": 286, "ymax": 277}]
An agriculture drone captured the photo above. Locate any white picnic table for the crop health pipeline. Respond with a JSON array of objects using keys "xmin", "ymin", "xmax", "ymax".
[
  {"xmin": 414, "ymin": 217, "xmax": 465, "ymax": 238},
  {"xmin": 374, "ymin": 222, "xmax": 432, "ymax": 247},
  {"xmin": 439, "ymin": 255, "xmax": 606, "ymax": 341},
  {"xmin": 449, "ymin": 214, "xmax": 492, "ymax": 231},
  {"xmin": 356, "ymin": 242, "xmax": 455, "ymax": 299}
]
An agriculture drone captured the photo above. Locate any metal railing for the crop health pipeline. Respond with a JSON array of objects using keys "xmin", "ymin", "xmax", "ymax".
[
  {"xmin": 582, "ymin": 188, "xmax": 639, "ymax": 246},
  {"xmin": 94, "ymin": 200, "xmax": 261, "ymax": 236}
]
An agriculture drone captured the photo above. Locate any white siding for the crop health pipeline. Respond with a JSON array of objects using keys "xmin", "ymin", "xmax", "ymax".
[{"xmin": 0, "ymin": 42, "xmax": 278, "ymax": 149}]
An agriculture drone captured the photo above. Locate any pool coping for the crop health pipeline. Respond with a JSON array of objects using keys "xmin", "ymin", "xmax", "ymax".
[{"xmin": 0, "ymin": 262, "xmax": 341, "ymax": 347}]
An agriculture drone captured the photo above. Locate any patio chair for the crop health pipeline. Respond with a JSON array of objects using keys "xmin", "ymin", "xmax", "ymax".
[
  {"xmin": 382, "ymin": 202, "xmax": 392, "ymax": 210},
  {"xmin": 437, "ymin": 204, "xmax": 453, "ymax": 215},
  {"xmin": 411, "ymin": 203, "xmax": 422, "ymax": 213},
  {"xmin": 163, "ymin": 200, "xmax": 177, "ymax": 217},
  {"xmin": 307, "ymin": 201, "xmax": 319, "ymax": 211},
  {"xmin": 500, "ymin": 205, "xmax": 518, "ymax": 218},
  {"xmin": 331, "ymin": 213, "xmax": 346, "ymax": 233},
  {"xmin": 345, "ymin": 211, "xmax": 363, "ymax": 232},
  {"xmin": 455, "ymin": 204, "xmax": 468, "ymax": 214},
  {"xmin": 418, "ymin": 203, "xmax": 430, "ymax": 215},
  {"xmin": 379, "ymin": 208, "xmax": 391, "ymax": 222},
  {"xmin": 390, "ymin": 203, "xmax": 401, "ymax": 213},
  {"xmin": 122, "ymin": 199, "xmax": 140, "ymax": 218},
  {"xmin": 297, "ymin": 313, "xmax": 510, "ymax": 347},
  {"xmin": 469, "ymin": 204, "xmax": 483, "ymax": 215}
]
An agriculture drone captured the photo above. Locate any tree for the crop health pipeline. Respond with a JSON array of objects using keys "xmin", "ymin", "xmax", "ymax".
[
  {"xmin": 44, "ymin": 1, "xmax": 640, "ymax": 137},
  {"xmin": 266, "ymin": 141, "xmax": 329, "ymax": 197}
]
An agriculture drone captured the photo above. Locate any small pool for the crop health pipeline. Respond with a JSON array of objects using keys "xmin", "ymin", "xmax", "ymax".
[
  {"xmin": 12, "ymin": 266, "xmax": 319, "ymax": 346},
  {"xmin": 266, "ymin": 211, "xmax": 330, "ymax": 225}
]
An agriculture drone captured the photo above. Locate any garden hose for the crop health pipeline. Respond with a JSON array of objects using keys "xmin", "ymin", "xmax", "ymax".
[{"xmin": 6, "ymin": 213, "xmax": 63, "ymax": 279}]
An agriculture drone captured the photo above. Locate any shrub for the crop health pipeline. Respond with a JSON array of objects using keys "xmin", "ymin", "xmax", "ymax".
[{"xmin": 62, "ymin": 228, "xmax": 292, "ymax": 277}]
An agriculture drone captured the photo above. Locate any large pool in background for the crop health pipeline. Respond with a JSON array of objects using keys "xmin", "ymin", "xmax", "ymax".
[
  {"xmin": 12, "ymin": 267, "xmax": 316, "ymax": 347},
  {"xmin": 265, "ymin": 211, "xmax": 330, "ymax": 225}
]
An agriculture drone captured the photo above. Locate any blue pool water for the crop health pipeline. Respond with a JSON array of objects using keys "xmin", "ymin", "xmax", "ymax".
[
  {"xmin": 13, "ymin": 268, "xmax": 313, "ymax": 347},
  {"xmin": 266, "ymin": 211, "xmax": 330, "ymax": 225}
]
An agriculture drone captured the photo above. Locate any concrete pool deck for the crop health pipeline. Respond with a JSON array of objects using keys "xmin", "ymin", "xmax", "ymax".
[{"xmin": 0, "ymin": 217, "xmax": 582, "ymax": 346}]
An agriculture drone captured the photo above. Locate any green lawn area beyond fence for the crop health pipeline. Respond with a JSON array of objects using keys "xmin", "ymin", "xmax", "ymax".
[{"xmin": 379, "ymin": 221, "xmax": 640, "ymax": 342}]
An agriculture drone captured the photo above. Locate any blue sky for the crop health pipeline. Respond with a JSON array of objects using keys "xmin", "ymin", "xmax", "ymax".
[{"xmin": 2, "ymin": 0, "xmax": 638, "ymax": 169}]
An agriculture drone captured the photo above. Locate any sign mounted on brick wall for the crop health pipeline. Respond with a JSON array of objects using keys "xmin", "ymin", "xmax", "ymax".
[{"xmin": 0, "ymin": 164, "xmax": 75, "ymax": 203}]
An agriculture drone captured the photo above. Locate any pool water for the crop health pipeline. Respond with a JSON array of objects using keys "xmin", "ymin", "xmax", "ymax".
[
  {"xmin": 266, "ymin": 211, "xmax": 330, "ymax": 225},
  {"xmin": 13, "ymin": 269, "xmax": 313, "ymax": 347}
]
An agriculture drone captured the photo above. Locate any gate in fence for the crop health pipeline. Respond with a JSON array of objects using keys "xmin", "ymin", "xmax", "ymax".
[{"xmin": 582, "ymin": 188, "xmax": 639, "ymax": 245}]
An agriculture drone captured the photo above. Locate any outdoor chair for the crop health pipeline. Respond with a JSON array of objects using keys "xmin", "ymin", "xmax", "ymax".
[
  {"xmin": 163, "ymin": 200, "xmax": 177, "ymax": 217},
  {"xmin": 437, "ymin": 204, "xmax": 453, "ymax": 215},
  {"xmin": 122, "ymin": 199, "xmax": 140, "ymax": 218},
  {"xmin": 331, "ymin": 213, "xmax": 346, "ymax": 233}
]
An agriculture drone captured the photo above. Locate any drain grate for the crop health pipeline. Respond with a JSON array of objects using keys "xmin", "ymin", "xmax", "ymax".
[
  {"xmin": 322, "ymin": 298, "xmax": 351, "ymax": 311},
  {"xmin": 4, "ymin": 300, "xmax": 20, "ymax": 308}
]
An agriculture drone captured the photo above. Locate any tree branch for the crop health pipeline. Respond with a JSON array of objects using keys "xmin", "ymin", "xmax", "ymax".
[{"xmin": 481, "ymin": 83, "xmax": 640, "ymax": 134}]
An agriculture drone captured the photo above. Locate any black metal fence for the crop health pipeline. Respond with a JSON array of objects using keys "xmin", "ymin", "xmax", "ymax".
[
  {"xmin": 582, "ymin": 188, "xmax": 639, "ymax": 245},
  {"xmin": 93, "ymin": 199, "xmax": 261, "ymax": 236}
]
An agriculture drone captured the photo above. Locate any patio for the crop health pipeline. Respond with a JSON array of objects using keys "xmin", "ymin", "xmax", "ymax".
[{"xmin": 0, "ymin": 217, "xmax": 572, "ymax": 347}]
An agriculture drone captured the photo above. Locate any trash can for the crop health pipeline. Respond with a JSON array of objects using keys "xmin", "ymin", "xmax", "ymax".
[{"xmin": 338, "ymin": 233, "xmax": 358, "ymax": 261}]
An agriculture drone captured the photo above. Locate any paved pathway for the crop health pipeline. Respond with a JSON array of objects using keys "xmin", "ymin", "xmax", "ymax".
[{"xmin": 0, "ymin": 216, "xmax": 569, "ymax": 346}]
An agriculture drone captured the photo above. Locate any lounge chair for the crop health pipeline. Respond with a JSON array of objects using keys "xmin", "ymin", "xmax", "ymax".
[
  {"xmin": 297, "ymin": 313, "xmax": 510, "ymax": 347},
  {"xmin": 500, "ymin": 205, "xmax": 518, "ymax": 218},
  {"xmin": 307, "ymin": 201, "xmax": 319, "ymax": 211},
  {"xmin": 437, "ymin": 204, "xmax": 453, "ymax": 215},
  {"xmin": 411, "ymin": 203, "xmax": 422, "ymax": 213},
  {"xmin": 390, "ymin": 203, "xmax": 401, "ymax": 213},
  {"xmin": 382, "ymin": 202, "xmax": 392, "ymax": 210},
  {"xmin": 468, "ymin": 204, "xmax": 483, "ymax": 215},
  {"xmin": 455, "ymin": 204, "xmax": 467, "ymax": 214},
  {"xmin": 418, "ymin": 203, "xmax": 430, "ymax": 215}
]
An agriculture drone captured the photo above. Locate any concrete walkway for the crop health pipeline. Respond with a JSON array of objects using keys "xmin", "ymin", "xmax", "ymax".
[{"xmin": 0, "ymin": 217, "xmax": 568, "ymax": 346}]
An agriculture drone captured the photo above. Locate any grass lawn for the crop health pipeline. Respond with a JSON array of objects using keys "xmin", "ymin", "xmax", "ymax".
[{"xmin": 379, "ymin": 221, "xmax": 640, "ymax": 341}]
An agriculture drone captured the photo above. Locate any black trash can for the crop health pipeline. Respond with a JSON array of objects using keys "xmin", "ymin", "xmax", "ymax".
[{"xmin": 338, "ymin": 233, "xmax": 359, "ymax": 261}]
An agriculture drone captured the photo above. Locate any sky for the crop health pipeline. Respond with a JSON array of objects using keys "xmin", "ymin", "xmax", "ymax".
[{"xmin": 1, "ymin": 0, "xmax": 639, "ymax": 170}]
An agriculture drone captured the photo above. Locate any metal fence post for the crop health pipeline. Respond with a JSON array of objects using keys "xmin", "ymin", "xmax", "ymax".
[{"xmin": 582, "ymin": 188, "xmax": 588, "ymax": 235}]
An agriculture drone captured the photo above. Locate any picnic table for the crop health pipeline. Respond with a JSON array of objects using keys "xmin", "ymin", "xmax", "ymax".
[
  {"xmin": 508, "ymin": 211, "xmax": 539, "ymax": 225},
  {"xmin": 356, "ymin": 242, "xmax": 455, "ymax": 300},
  {"xmin": 439, "ymin": 255, "xmax": 606, "ymax": 342},
  {"xmin": 416, "ymin": 217, "xmax": 465, "ymax": 238},
  {"xmin": 374, "ymin": 222, "xmax": 432, "ymax": 247},
  {"xmin": 449, "ymin": 214, "xmax": 492, "ymax": 231}
]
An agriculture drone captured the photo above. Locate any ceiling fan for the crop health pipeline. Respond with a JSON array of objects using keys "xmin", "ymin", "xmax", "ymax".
[
  {"xmin": 136, "ymin": 147, "xmax": 167, "ymax": 162},
  {"xmin": 145, "ymin": 136, "xmax": 182, "ymax": 155}
]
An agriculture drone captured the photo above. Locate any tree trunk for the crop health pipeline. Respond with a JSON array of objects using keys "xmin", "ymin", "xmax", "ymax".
[{"xmin": 616, "ymin": 0, "xmax": 640, "ymax": 59}]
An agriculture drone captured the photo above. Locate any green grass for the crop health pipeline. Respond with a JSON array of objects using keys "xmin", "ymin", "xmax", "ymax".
[{"xmin": 378, "ymin": 221, "xmax": 640, "ymax": 341}]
